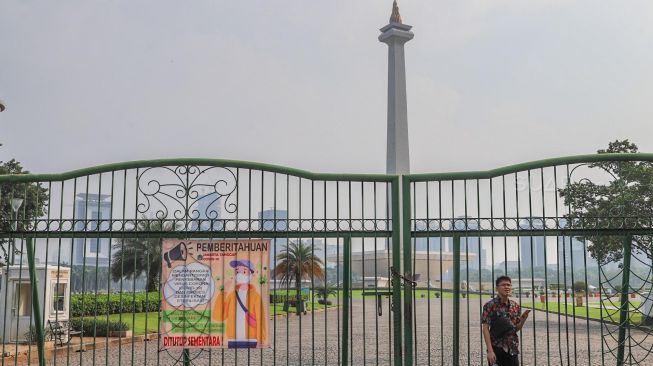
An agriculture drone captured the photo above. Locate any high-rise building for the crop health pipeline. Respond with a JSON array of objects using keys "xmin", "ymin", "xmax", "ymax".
[
  {"xmin": 414, "ymin": 220, "xmax": 450, "ymax": 253},
  {"xmin": 258, "ymin": 209, "xmax": 288, "ymax": 269},
  {"xmin": 453, "ymin": 217, "xmax": 481, "ymax": 269},
  {"xmin": 259, "ymin": 209, "xmax": 288, "ymax": 231},
  {"xmin": 519, "ymin": 219, "xmax": 546, "ymax": 269},
  {"xmin": 414, "ymin": 237, "xmax": 449, "ymax": 252},
  {"xmin": 557, "ymin": 236, "xmax": 594, "ymax": 271},
  {"xmin": 73, "ymin": 193, "xmax": 111, "ymax": 267}
]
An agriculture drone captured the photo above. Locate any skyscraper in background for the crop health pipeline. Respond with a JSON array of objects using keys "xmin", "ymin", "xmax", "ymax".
[
  {"xmin": 414, "ymin": 220, "xmax": 450, "ymax": 253},
  {"xmin": 519, "ymin": 218, "xmax": 546, "ymax": 270},
  {"xmin": 258, "ymin": 209, "xmax": 288, "ymax": 269},
  {"xmin": 73, "ymin": 193, "xmax": 111, "ymax": 267},
  {"xmin": 557, "ymin": 236, "xmax": 594, "ymax": 271},
  {"xmin": 453, "ymin": 217, "xmax": 481, "ymax": 269}
]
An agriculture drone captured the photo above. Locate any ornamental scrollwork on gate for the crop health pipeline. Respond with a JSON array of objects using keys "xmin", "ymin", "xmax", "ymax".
[{"xmin": 137, "ymin": 165, "xmax": 238, "ymax": 221}]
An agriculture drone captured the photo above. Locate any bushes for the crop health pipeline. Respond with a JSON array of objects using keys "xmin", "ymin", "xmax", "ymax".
[
  {"xmin": 25, "ymin": 325, "xmax": 51, "ymax": 344},
  {"xmin": 69, "ymin": 319, "xmax": 129, "ymax": 337},
  {"xmin": 70, "ymin": 292, "xmax": 160, "ymax": 317},
  {"xmin": 269, "ymin": 290, "xmax": 310, "ymax": 304}
]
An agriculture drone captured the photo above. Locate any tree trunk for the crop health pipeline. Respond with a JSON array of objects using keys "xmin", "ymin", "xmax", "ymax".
[
  {"xmin": 296, "ymin": 273, "xmax": 302, "ymax": 316},
  {"xmin": 643, "ymin": 257, "xmax": 653, "ymax": 325},
  {"xmin": 147, "ymin": 265, "xmax": 159, "ymax": 293}
]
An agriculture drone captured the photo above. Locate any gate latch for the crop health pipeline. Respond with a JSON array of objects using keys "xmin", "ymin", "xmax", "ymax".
[{"xmin": 362, "ymin": 291, "xmax": 393, "ymax": 316}]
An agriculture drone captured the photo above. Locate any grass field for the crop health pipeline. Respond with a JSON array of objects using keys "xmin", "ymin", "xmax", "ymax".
[
  {"xmin": 327, "ymin": 289, "xmax": 483, "ymax": 299},
  {"xmin": 522, "ymin": 300, "xmax": 645, "ymax": 325}
]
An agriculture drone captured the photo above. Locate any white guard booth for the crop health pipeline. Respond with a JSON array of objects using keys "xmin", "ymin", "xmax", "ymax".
[{"xmin": 0, "ymin": 265, "xmax": 71, "ymax": 343}]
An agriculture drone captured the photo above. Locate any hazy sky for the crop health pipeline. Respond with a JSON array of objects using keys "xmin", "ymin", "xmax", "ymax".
[{"xmin": 2, "ymin": 0, "xmax": 653, "ymax": 175}]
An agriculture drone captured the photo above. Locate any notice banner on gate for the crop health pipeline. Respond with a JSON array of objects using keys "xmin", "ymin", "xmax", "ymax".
[{"xmin": 160, "ymin": 239, "xmax": 270, "ymax": 349}]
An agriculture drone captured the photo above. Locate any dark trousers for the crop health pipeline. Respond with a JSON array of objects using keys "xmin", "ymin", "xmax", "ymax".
[{"xmin": 490, "ymin": 347, "xmax": 519, "ymax": 366}]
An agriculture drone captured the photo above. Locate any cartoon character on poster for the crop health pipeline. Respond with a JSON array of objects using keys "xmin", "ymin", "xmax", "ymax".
[
  {"xmin": 212, "ymin": 258, "xmax": 267, "ymax": 348},
  {"xmin": 160, "ymin": 239, "xmax": 270, "ymax": 349}
]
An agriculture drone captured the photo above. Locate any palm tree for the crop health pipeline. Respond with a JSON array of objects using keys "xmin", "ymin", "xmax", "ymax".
[
  {"xmin": 315, "ymin": 282, "xmax": 337, "ymax": 305},
  {"xmin": 110, "ymin": 219, "xmax": 177, "ymax": 292},
  {"xmin": 274, "ymin": 241, "xmax": 325, "ymax": 315}
]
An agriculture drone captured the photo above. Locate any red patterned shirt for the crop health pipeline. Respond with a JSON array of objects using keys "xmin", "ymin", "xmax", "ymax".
[{"xmin": 481, "ymin": 297, "xmax": 521, "ymax": 355}]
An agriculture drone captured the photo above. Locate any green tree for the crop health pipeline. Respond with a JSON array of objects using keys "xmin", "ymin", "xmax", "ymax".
[
  {"xmin": 110, "ymin": 219, "xmax": 177, "ymax": 292},
  {"xmin": 573, "ymin": 281, "xmax": 586, "ymax": 293},
  {"xmin": 559, "ymin": 140, "xmax": 653, "ymax": 321},
  {"xmin": 1, "ymin": 158, "xmax": 49, "ymax": 265},
  {"xmin": 274, "ymin": 241, "xmax": 325, "ymax": 315},
  {"xmin": 0, "ymin": 159, "xmax": 49, "ymax": 231},
  {"xmin": 559, "ymin": 140, "xmax": 653, "ymax": 264}
]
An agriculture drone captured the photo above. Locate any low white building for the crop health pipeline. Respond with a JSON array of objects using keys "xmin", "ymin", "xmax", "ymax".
[
  {"xmin": 327, "ymin": 249, "xmax": 474, "ymax": 289},
  {"xmin": 0, "ymin": 265, "xmax": 71, "ymax": 343}
]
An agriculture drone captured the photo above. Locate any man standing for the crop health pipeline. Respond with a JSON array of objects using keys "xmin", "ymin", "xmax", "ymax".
[
  {"xmin": 482, "ymin": 276, "xmax": 530, "ymax": 366},
  {"xmin": 213, "ymin": 259, "xmax": 267, "ymax": 348}
]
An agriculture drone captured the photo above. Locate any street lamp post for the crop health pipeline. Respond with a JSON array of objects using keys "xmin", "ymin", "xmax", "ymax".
[{"xmin": 10, "ymin": 198, "xmax": 24, "ymax": 265}]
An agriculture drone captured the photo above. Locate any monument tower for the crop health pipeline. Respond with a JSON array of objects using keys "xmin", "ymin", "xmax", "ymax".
[{"xmin": 379, "ymin": 0, "xmax": 413, "ymax": 175}]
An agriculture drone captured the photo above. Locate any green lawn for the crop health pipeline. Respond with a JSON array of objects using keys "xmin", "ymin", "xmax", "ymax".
[
  {"xmin": 522, "ymin": 300, "xmax": 645, "ymax": 325},
  {"xmin": 86, "ymin": 301, "xmax": 336, "ymax": 336},
  {"xmin": 327, "ymin": 289, "xmax": 482, "ymax": 299},
  {"xmin": 89, "ymin": 312, "xmax": 161, "ymax": 335}
]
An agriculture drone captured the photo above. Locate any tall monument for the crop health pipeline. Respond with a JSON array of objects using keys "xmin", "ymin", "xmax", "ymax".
[
  {"xmin": 380, "ymin": 2, "xmax": 415, "ymax": 362},
  {"xmin": 379, "ymin": 1, "xmax": 413, "ymax": 174}
]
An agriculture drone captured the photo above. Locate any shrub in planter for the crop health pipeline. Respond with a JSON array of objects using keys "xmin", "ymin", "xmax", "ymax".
[{"xmin": 24, "ymin": 326, "xmax": 52, "ymax": 344}]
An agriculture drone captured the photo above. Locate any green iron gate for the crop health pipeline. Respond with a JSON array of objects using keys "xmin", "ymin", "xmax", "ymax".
[
  {"xmin": 1, "ymin": 154, "xmax": 653, "ymax": 365},
  {"xmin": 403, "ymin": 154, "xmax": 653, "ymax": 366}
]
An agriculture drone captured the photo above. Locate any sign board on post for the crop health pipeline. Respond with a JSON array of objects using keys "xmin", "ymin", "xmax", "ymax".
[{"xmin": 160, "ymin": 239, "xmax": 270, "ymax": 349}]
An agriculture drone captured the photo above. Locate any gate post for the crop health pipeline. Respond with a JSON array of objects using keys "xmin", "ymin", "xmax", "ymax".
[
  {"xmin": 341, "ymin": 236, "xmax": 351, "ymax": 366},
  {"xmin": 616, "ymin": 235, "xmax": 632, "ymax": 366},
  {"xmin": 26, "ymin": 237, "xmax": 46, "ymax": 366},
  {"xmin": 390, "ymin": 176, "xmax": 403, "ymax": 366},
  {"xmin": 452, "ymin": 235, "xmax": 461, "ymax": 366},
  {"xmin": 401, "ymin": 175, "xmax": 414, "ymax": 366}
]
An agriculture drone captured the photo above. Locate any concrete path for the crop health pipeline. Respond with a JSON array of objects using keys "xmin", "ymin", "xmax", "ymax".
[{"xmin": 12, "ymin": 297, "xmax": 653, "ymax": 365}]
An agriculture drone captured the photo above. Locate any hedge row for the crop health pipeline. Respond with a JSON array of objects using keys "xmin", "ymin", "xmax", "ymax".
[
  {"xmin": 71, "ymin": 291, "xmax": 312, "ymax": 315},
  {"xmin": 270, "ymin": 290, "xmax": 310, "ymax": 304},
  {"xmin": 70, "ymin": 292, "xmax": 160, "ymax": 317},
  {"xmin": 69, "ymin": 319, "xmax": 129, "ymax": 337}
]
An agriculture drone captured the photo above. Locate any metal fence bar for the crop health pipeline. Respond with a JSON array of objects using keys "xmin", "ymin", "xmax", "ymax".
[
  {"xmin": 401, "ymin": 176, "xmax": 414, "ymax": 366},
  {"xmin": 26, "ymin": 237, "xmax": 46, "ymax": 366},
  {"xmin": 452, "ymin": 235, "xmax": 460, "ymax": 366},
  {"xmin": 341, "ymin": 236, "xmax": 351, "ymax": 366},
  {"xmin": 391, "ymin": 176, "xmax": 403, "ymax": 366},
  {"xmin": 616, "ymin": 235, "xmax": 632, "ymax": 366}
]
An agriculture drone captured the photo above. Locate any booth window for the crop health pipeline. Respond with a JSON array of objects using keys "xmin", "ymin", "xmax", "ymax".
[
  {"xmin": 15, "ymin": 283, "xmax": 32, "ymax": 316},
  {"xmin": 52, "ymin": 283, "xmax": 67, "ymax": 312}
]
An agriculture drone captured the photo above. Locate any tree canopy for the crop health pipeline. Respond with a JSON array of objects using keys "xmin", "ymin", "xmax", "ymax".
[
  {"xmin": 559, "ymin": 140, "xmax": 653, "ymax": 264},
  {"xmin": 274, "ymin": 241, "xmax": 325, "ymax": 287},
  {"xmin": 110, "ymin": 219, "xmax": 178, "ymax": 292},
  {"xmin": 1, "ymin": 159, "xmax": 49, "ymax": 232}
]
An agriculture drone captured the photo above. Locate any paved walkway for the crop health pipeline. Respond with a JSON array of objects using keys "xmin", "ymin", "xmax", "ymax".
[{"xmin": 9, "ymin": 298, "xmax": 653, "ymax": 365}]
